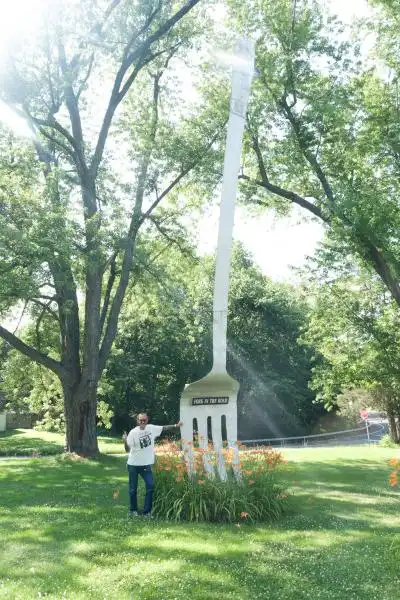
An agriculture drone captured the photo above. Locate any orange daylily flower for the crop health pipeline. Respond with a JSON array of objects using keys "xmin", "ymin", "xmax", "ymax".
[
  {"xmin": 198, "ymin": 479, "xmax": 205, "ymax": 484},
  {"xmin": 240, "ymin": 511, "xmax": 249, "ymax": 519},
  {"xmin": 389, "ymin": 458, "xmax": 400, "ymax": 468}
]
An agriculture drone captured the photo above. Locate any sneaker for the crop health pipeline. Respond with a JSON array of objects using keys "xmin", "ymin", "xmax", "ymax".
[
  {"xmin": 142, "ymin": 513, "xmax": 154, "ymax": 519},
  {"xmin": 128, "ymin": 510, "xmax": 139, "ymax": 518}
]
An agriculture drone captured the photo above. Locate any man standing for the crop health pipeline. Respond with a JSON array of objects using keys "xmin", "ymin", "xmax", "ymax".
[{"xmin": 122, "ymin": 413, "xmax": 183, "ymax": 518}]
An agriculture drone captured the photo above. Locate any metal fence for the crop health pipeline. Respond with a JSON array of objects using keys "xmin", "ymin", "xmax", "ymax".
[{"xmin": 241, "ymin": 421, "xmax": 388, "ymax": 448}]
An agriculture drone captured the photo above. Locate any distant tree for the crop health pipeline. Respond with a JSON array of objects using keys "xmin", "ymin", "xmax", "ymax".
[
  {"xmin": 100, "ymin": 243, "xmax": 322, "ymax": 438},
  {"xmin": 302, "ymin": 263, "xmax": 400, "ymax": 442},
  {"xmin": 336, "ymin": 388, "xmax": 377, "ymax": 428}
]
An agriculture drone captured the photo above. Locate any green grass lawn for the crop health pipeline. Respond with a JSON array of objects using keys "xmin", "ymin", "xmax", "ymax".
[
  {"xmin": 0, "ymin": 446, "xmax": 399, "ymax": 600},
  {"xmin": 0, "ymin": 428, "xmax": 123, "ymax": 456}
]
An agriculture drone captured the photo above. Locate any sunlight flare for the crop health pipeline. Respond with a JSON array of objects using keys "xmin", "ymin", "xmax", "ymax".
[
  {"xmin": 0, "ymin": 0, "xmax": 48, "ymax": 60},
  {"xmin": 0, "ymin": 100, "xmax": 33, "ymax": 138}
]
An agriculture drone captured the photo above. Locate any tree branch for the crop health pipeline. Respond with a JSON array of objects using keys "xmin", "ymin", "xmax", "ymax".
[
  {"xmin": 140, "ymin": 125, "xmax": 225, "ymax": 224},
  {"xmin": 36, "ymin": 125, "xmax": 78, "ymax": 165},
  {"xmin": 90, "ymin": 0, "xmax": 201, "ymax": 178},
  {"xmin": 239, "ymin": 173, "xmax": 330, "ymax": 224},
  {"xmin": 35, "ymin": 303, "xmax": 48, "ymax": 353},
  {"xmin": 277, "ymin": 97, "xmax": 400, "ymax": 303},
  {"xmin": 97, "ymin": 69, "xmax": 163, "ymax": 373},
  {"xmin": 279, "ymin": 96, "xmax": 336, "ymax": 210},
  {"xmin": 0, "ymin": 325, "xmax": 65, "ymax": 377},
  {"xmin": 147, "ymin": 215, "xmax": 193, "ymax": 256},
  {"xmin": 103, "ymin": 0, "xmax": 123, "ymax": 21},
  {"xmin": 76, "ymin": 53, "xmax": 95, "ymax": 101},
  {"xmin": 123, "ymin": 0, "xmax": 163, "ymax": 59},
  {"xmin": 245, "ymin": 122, "xmax": 331, "ymax": 222},
  {"xmin": 36, "ymin": 294, "xmax": 58, "ymax": 301},
  {"xmin": 58, "ymin": 41, "xmax": 87, "ymax": 172},
  {"xmin": 361, "ymin": 242, "xmax": 400, "ymax": 306},
  {"xmin": 69, "ymin": 0, "xmax": 124, "ymax": 100},
  {"xmin": 71, "ymin": 0, "xmax": 124, "ymax": 68},
  {"xmin": 249, "ymin": 124, "xmax": 270, "ymax": 184},
  {"xmin": 117, "ymin": 44, "xmax": 180, "ymax": 102},
  {"xmin": 30, "ymin": 298, "xmax": 60, "ymax": 322},
  {"xmin": 12, "ymin": 301, "xmax": 28, "ymax": 334},
  {"xmin": 99, "ymin": 255, "xmax": 117, "ymax": 336}
]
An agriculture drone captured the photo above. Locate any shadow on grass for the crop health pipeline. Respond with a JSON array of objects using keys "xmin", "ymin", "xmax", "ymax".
[
  {"xmin": 0, "ymin": 429, "xmax": 64, "ymax": 457},
  {"xmin": 0, "ymin": 512, "xmax": 398, "ymax": 599},
  {"xmin": 0, "ymin": 455, "xmax": 399, "ymax": 599},
  {"xmin": 0, "ymin": 429, "xmax": 25, "ymax": 439},
  {"xmin": 0, "ymin": 430, "xmax": 122, "ymax": 457}
]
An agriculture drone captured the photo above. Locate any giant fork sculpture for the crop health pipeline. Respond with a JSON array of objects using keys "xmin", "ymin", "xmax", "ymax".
[{"xmin": 180, "ymin": 38, "xmax": 255, "ymax": 479}]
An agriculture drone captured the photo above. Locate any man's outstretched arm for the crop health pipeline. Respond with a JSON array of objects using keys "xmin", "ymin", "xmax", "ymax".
[{"xmin": 162, "ymin": 420, "xmax": 183, "ymax": 432}]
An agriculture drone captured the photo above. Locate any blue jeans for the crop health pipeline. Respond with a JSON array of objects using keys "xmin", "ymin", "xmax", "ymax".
[{"xmin": 127, "ymin": 464, "xmax": 154, "ymax": 514}]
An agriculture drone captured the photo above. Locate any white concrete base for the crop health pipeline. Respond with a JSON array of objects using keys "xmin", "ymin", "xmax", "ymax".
[{"xmin": 180, "ymin": 371, "xmax": 239, "ymax": 479}]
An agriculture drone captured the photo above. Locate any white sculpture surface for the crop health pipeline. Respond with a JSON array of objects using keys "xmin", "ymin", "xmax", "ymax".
[{"xmin": 180, "ymin": 38, "xmax": 255, "ymax": 478}]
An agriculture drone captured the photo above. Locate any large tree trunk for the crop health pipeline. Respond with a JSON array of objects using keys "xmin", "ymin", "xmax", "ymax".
[{"xmin": 62, "ymin": 377, "xmax": 99, "ymax": 455}]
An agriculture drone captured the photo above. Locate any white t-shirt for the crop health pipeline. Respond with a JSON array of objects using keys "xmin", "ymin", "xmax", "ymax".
[{"xmin": 126, "ymin": 424, "xmax": 163, "ymax": 466}]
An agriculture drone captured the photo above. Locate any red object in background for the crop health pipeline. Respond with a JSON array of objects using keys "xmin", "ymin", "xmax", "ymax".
[{"xmin": 360, "ymin": 410, "xmax": 369, "ymax": 420}]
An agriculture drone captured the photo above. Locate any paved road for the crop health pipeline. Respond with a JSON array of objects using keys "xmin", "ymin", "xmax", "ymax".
[{"xmin": 242, "ymin": 421, "xmax": 389, "ymax": 448}]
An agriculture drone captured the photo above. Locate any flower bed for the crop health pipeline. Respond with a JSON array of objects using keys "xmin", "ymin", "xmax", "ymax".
[{"xmin": 152, "ymin": 441, "xmax": 289, "ymax": 523}]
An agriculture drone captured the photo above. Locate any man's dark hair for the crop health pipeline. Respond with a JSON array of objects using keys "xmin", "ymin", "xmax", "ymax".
[{"xmin": 137, "ymin": 412, "xmax": 148, "ymax": 421}]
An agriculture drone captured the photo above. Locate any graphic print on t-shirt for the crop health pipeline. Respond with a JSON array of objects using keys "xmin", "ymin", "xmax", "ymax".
[
  {"xmin": 139, "ymin": 433, "xmax": 152, "ymax": 449},
  {"xmin": 126, "ymin": 424, "xmax": 163, "ymax": 466}
]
